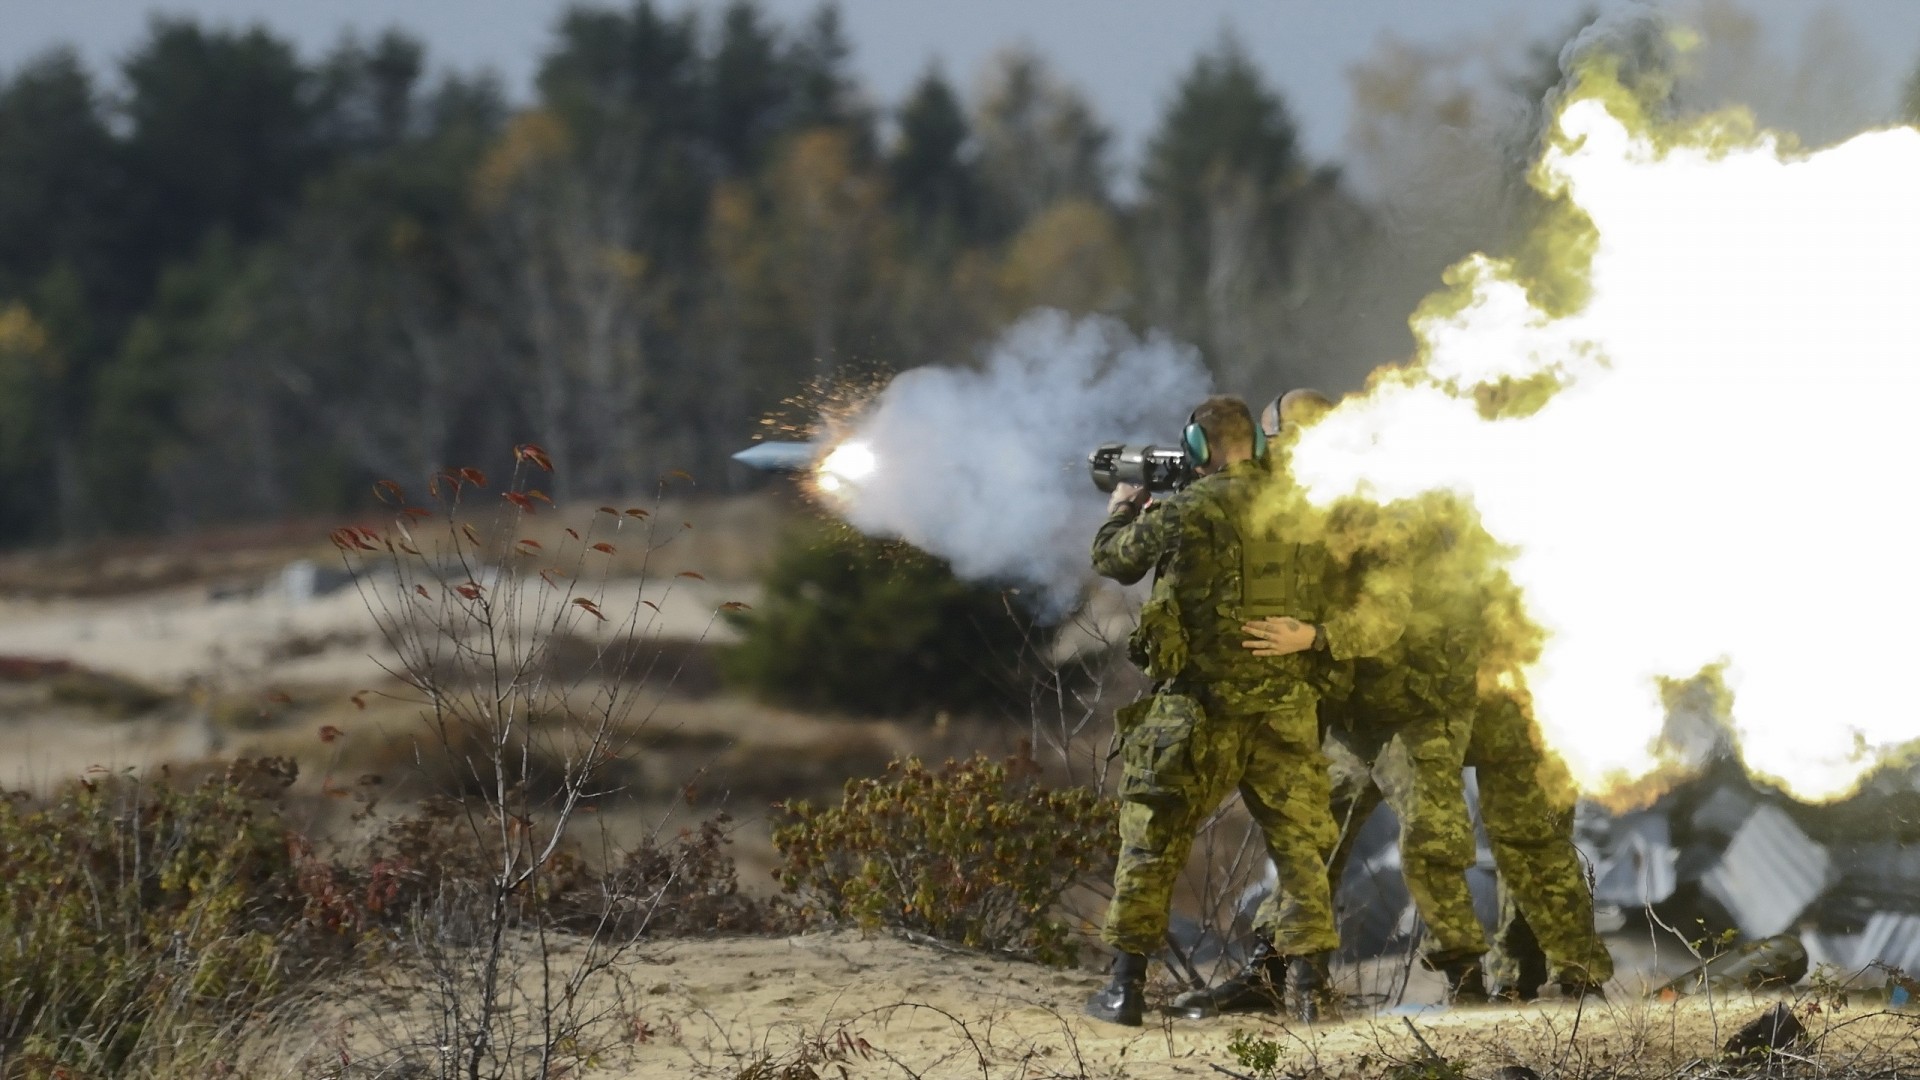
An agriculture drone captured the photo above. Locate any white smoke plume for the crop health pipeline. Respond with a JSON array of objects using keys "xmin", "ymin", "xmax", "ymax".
[{"xmin": 828, "ymin": 309, "xmax": 1212, "ymax": 616}]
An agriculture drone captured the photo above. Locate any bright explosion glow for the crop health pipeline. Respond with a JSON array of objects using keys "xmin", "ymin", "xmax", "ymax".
[
  {"xmin": 816, "ymin": 441, "xmax": 878, "ymax": 494},
  {"xmin": 1293, "ymin": 73, "xmax": 1920, "ymax": 804}
]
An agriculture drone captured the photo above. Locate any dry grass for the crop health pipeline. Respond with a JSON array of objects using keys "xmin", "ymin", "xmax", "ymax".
[
  {"xmin": 0, "ymin": 515, "xmax": 346, "ymax": 599},
  {"xmin": 255, "ymin": 929, "xmax": 1919, "ymax": 1080},
  {"xmin": 0, "ymin": 494, "xmax": 797, "ymax": 603},
  {"xmin": 479, "ymin": 492, "xmax": 800, "ymax": 586}
]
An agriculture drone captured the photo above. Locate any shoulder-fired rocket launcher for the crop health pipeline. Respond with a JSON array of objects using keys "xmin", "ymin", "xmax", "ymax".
[{"xmin": 1086, "ymin": 443, "xmax": 1194, "ymax": 494}]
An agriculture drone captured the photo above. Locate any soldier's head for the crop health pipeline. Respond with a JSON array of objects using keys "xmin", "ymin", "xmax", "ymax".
[
  {"xmin": 1185, "ymin": 395, "xmax": 1259, "ymax": 475},
  {"xmin": 1260, "ymin": 388, "xmax": 1335, "ymax": 440}
]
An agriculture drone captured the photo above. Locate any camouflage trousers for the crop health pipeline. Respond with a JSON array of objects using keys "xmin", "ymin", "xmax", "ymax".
[
  {"xmin": 1101, "ymin": 679, "xmax": 1341, "ymax": 958},
  {"xmin": 1468, "ymin": 693, "xmax": 1614, "ymax": 987},
  {"xmin": 1321, "ymin": 704, "xmax": 1486, "ymax": 965},
  {"xmin": 1319, "ymin": 694, "xmax": 1614, "ymax": 989}
]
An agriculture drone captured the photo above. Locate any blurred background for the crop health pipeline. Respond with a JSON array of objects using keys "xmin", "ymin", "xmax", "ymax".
[{"xmin": 3, "ymin": 0, "xmax": 1919, "ymax": 535}]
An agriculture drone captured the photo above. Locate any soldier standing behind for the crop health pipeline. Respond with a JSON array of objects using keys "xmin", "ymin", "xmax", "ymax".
[
  {"xmin": 1198, "ymin": 391, "xmax": 1610, "ymax": 1010},
  {"xmin": 1465, "ymin": 572, "xmax": 1615, "ymax": 999},
  {"xmin": 1286, "ymin": 542, "xmax": 1614, "ymax": 1003},
  {"xmin": 1084, "ymin": 395, "xmax": 1409, "ymax": 1026},
  {"xmin": 1181, "ymin": 402, "xmax": 1491, "ymax": 1012}
]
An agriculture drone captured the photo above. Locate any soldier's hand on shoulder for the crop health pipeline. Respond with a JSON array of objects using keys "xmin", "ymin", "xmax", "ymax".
[{"xmin": 1242, "ymin": 616, "xmax": 1318, "ymax": 657}]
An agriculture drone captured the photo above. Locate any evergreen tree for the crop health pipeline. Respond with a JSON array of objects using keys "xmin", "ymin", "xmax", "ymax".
[
  {"xmin": 0, "ymin": 50, "xmax": 118, "ymax": 304},
  {"xmin": 973, "ymin": 48, "xmax": 1109, "ymax": 234},
  {"xmin": 536, "ymin": 1, "xmax": 703, "ymax": 144},
  {"xmin": 707, "ymin": 1, "xmax": 789, "ymax": 177},
  {"xmin": 314, "ymin": 29, "xmax": 427, "ymax": 153},
  {"xmin": 119, "ymin": 19, "xmax": 327, "ymax": 276},
  {"xmin": 889, "ymin": 65, "xmax": 976, "ymax": 233},
  {"xmin": 784, "ymin": 3, "xmax": 873, "ymax": 154},
  {"xmin": 1144, "ymin": 38, "xmax": 1297, "ymax": 228},
  {"xmin": 1136, "ymin": 37, "xmax": 1316, "ymax": 392},
  {"xmin": 0, "ymin": 54, "xmax": 121, "ymax": 539}
]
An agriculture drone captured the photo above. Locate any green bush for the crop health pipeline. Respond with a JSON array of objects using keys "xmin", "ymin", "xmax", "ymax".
[
  {"xmin": 722, "ymin": 521, "xmax": 1041, "ymax": 717},
  {"xmin": 0, "ymin": 758, "xmax": 310, "ymax": 1075},
  {"xmin": 771, "ymin": 752, "xmax": 1117, "ymax": 966}
]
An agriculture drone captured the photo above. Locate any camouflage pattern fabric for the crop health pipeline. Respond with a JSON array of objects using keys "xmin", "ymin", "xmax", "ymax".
[
  {"xmin": 1317, "ymin": 693, "xmax": 1486, "ymax": 965},
  {"xmin": 1092, "ymin": 460, "xmax": 1410, "ymax": 692},
  {"xmin": 1101, "ymin": 680, "xmax": 1340, "ymax": 956},
  {"xmin": 1290, "ymin": 492, "xmax": 1489, "ymax": 966},
  {"xmin": 1311, "ymin": 491, "xmax": 1611, "ymax": 988},
  {"xmin": 1468, "ymin": 692, "xmax": 1614, "ymax": 987},
  {"xmin": 1320, "ymin": 692, "xmax": 1613, "ymax": 990},
  {"xmin": 1485, "ymin": 885, "xmax": 1548, "ymax": 998},
  {"xmin": 1092, "ymin": 458, "xmax": 1402, "ymax": 958},
  {"xmin": 1320, "ymin": 750, "xmax": 1553, "ymax": 992}
]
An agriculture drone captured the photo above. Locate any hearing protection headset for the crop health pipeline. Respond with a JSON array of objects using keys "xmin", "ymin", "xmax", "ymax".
[{"xmin": 1181, "ymin": 402, "xmax": 1266, "ymax": 468}]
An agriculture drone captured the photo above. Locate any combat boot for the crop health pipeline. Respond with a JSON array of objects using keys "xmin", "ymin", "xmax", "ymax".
[
  {"xmin": 1283, "ymin": 952, "xmax": 1337, "ymax": 1023},
  {"xmin": 1438, "ymin": 957, "xmax": 1490, "ymax": 1005},
  {"xmin": 1169, "ymin": 940, "xmax": 1288, "ymax": 1018},
  {"xmin": 1555, "ymin": 975, "xmax": 1608, "ymax": 1003},
  {"xmin": 1487, "ymin": 910, "xmax": 1548, "ymax": 1003},
  {"xmin": 1503, "ymin": 949, "xmax": 1548, "ymax": 1003},
  {"xmin": 1084, "ymin": 951, "xmax": 1148, "ymax": 1026}
]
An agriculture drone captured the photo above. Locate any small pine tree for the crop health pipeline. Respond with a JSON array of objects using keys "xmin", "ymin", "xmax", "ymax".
[{"xmin": 723, "ymin": 520, "xmax": 1038, "ymax": 717}]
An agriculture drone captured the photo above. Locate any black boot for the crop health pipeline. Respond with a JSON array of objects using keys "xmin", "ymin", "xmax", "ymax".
[
  {"xmin": 1439, "ymin": 958, "xmax": 1490, "ymax": 1005},
  {"xmin": 1555, "ymin": 975, "xmax": 1607, "ymax": 1003},
  {"xmin": 1489, "ymin": 919, "xmax": 1548, "ymax": 1002},
  {"xmin": 1284, "ymin": 952, "xmax": 1336, "ymax": 1023},
  {"xmin": 1085, "ymin": 952, "xmax": 1148, "ymax": 1026},
  {"xmin": 1506, "ymin": 948, "xmax": 1548, "ymax": 1003},
  {"xmin": 1169, "ymin": 940, "xmax": 1289, "ymax": 1018},
  {"xmin": 1500, "ymin": 914, "xmax": 1549, "ymax": 1003}
]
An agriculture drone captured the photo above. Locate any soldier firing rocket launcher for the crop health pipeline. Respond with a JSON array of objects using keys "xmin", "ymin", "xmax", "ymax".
[
  {"xmin": 1086, "ymin": 443, "xmax": 1195, "ymax": 495},
  {"xmin": 738, "ymin": 437, "xmax": 1196, "ymax": 496}
]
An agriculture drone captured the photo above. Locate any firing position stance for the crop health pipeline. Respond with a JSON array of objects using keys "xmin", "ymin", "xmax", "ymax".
[
  {"xmin": 1183, "ymin": 392, "xmax": 1609, "ymax": 1016},
  {"xmin": 1085, "ymin": 395, "xmax": 1408, "ymax": 1025}
]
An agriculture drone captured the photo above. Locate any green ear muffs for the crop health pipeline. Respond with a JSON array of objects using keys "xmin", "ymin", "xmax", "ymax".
[
  {"xmin": 1182, "ymin": 404, "xmax": 1265, "ymax": 467},
  {"xmin": 1182, "ymin": 413, "xmax": 1210, "ymax": 467}
]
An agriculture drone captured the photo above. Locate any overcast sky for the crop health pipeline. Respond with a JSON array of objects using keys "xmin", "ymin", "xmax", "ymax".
[{"xmin": 7, "ymin": 0, "xmax": 1920, "ymax": 172}]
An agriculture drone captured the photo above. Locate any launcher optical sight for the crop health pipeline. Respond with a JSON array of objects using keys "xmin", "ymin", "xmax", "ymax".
[{"xmin": 1087, "ymin": 443, "xmax": 1194, "ymax": 494}]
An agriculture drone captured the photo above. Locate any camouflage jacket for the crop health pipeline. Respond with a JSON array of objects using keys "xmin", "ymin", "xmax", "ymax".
[
  {"xmin": 1092, "ymin": 459, "xmax": 1410, "ymax": 692},
  {"xmin": 1335, "ymin": 490, "xmax": 1541, "ymax": 722}
]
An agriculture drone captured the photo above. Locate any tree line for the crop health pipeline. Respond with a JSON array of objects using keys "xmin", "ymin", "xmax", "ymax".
[{"xmin": 2, "ymin": 2, "xmax": 1916, "ymax": 546}]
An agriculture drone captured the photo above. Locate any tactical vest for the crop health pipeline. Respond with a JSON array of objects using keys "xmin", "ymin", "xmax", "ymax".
[
  {"xmin": 1129, "ymin": 463, "xmax": 1334, "ymax": 684},
  {"xmin": 1343, "ymin": 493, "xmax": 1489, "ymax": 721}
]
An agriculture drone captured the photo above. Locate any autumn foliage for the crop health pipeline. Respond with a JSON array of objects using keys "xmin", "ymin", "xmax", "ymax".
[{"xmin": 771, "ymin": 752, "xmax": 1117, "ymax": 967}]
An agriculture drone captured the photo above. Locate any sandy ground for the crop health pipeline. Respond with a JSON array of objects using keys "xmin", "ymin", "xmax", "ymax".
[
  {"xmin": 265, "ymin": 929, "xmax": 1920, "ymax": 1079},
  {"xmin": 0, "ymin": 571, "xmax": 767, "ymax": 804},
  {"xmin": 0, "ymin": 573, "xmax": 756, "ymax": 689}
]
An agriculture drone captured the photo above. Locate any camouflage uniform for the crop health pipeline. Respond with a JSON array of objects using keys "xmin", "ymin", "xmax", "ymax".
[
  {"xmin": 1470, "ymin": 691, "xmax": 1614, "ymax": 989},
  {"xmin": 1313, "ymin": 495, "xmax": 1489, "ymax": 968},
  {"xmin": 1093, "ymin": 459, "xmax": 1408, "ymax": 958},
  {"xmin": 1317, "ymin": 495, "xmax": 1612, "ymax": 989}
]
